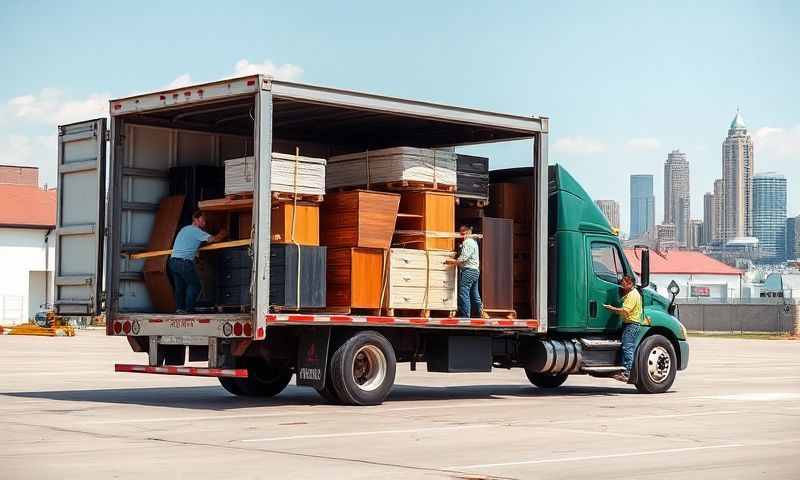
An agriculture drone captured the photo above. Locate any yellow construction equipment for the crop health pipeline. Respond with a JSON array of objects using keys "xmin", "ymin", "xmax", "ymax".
[{"xmin": 7, "ymin": 311, "xmax": 75, "ymax": 337}]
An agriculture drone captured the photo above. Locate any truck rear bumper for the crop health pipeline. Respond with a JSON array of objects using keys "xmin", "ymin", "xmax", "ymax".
[
  {"xmin": 677, "ymin": 340, "xmax": 690, "ymax": 370},
  {"xmin": 115, "ymin": 364, "xmax": 248, "ymax": 378}
]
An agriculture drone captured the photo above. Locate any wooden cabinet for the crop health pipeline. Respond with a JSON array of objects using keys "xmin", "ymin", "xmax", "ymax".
[
  {"xmin": 460, "ymin": 217, "xmax": 514, "ymax": 311},
  {"xmin": 385, "ymin": 248, "xmax": 457, "ymax": 312},
  {"xmin": 320, "ymin": 190, "xmax": 400, "ymax": 249},
  {"xmin": 143, "ymin": 195, "xmax": 185, "ymax": 313},
  {"xmin": 271, "ymin": 202, "xmax": 320, "ymax": 245},
  {"xmin": 395, "ymin": 191, "xmax": 455, "ymax": 251},
  {"xmin": 455, "ymin": 154, "xmax": 489, "ymax": 202},
  {"xmin": 326, "ymin": 247, "xmax": 386, "ymax": 309},
  {"xmin": 268, "ymin": 244, "xmax": 327, "ymax": 309}
]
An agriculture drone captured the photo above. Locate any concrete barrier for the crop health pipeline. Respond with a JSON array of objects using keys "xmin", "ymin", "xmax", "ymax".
[{"xmin": 676, "ymin": 301, "xmax": 799, "ymax": 334}]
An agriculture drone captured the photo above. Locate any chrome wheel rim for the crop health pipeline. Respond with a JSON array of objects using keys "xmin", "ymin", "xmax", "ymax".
[
  {"xmin": 352, "ymin": 345, "xmax": 387, "ymax": 392},
  {"xmin": 647, "ymin": 346, "xmax": 671, "ymax": 383}
]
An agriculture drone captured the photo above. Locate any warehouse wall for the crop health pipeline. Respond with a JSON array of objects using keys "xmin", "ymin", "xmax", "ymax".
[
  {"xmin": 0, "ymin": 227, "xmax": 55, "ymax": 324},
  {"xmin": 677, "ymin": 301, "xmax": 800, "ymax": 334}
]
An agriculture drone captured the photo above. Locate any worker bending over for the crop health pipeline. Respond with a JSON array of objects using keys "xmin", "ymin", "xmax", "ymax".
[
  {"xmin": 603, "ymin": 275, "xmax": 647, "ymax": 382},
  {"xmin": 446, "ymin": 224, "xmax": 487, "ymax": 318},
  {"xmin": 169, "ymin": 211, "xmax": 227, "ymax": 314}
]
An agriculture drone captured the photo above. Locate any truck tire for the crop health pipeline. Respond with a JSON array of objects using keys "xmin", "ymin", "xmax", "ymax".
[
  {"xmin": 219, "ymin": 360, "xmax": 293, "ymax": 398},
  {"xmin": 329, "ymin": 331, "xmax": 396, "ymax": 406},
  {"xmin": 634, "ymin": 334, "xmax": 676, "ymax": 394},
  {"xmin": 524, "ymin": 370, "xmax": 569, "ymax": 388}
]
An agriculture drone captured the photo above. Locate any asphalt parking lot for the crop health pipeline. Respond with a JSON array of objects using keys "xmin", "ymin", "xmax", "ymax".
[{"xmin": 1, "ymin": 331, "xmax": 798, "ymax": 479}]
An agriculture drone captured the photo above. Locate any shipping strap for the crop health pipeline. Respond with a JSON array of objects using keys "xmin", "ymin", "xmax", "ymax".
[{"xmin": 290, "ymin": 147, "xmax": 302, "ymax": 310}]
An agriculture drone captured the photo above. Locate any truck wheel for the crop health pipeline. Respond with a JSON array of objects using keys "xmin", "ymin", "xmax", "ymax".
[
  {"xmin": 634, "ymin": 334, "xmax": 676, "ymax": 394},
  {"xmin": 329, "ymin": 331, "xmax": 396, "ymax": 406},
  {"xmin": 219, "ymin": 360, "xmax": 293, "ymax": 398},
  {"xmin": 524, "ymin": 370, "xmax": 568, "ymax": 388}
]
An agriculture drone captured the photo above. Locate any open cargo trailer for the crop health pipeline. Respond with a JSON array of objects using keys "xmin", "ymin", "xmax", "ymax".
[{"xmin": 54, "ymin": 75, "xmax": 687, "ymax": 405}]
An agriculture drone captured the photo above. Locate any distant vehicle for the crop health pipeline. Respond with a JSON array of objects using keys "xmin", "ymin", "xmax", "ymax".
[{"xmin": 53, "ymin": 75, "xmax": 688, "ymax": 405}]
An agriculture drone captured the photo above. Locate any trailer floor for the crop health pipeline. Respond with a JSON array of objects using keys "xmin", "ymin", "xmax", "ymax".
[{"xmin": 1, "ymin": 331, "xmax": 798, "ymax": 479}]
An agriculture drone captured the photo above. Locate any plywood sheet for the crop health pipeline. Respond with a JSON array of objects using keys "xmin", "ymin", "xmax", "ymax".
[
  {"xmin": 143, "ymin": 195, "xmax": 185, "ymax": 312},
  {"xmin": 327, "ymin": 147, "xmax": 456, "ymax": 189},
  {"xmin": 224, "ymin": 153, "xmax": 326, "ymax": 196}
]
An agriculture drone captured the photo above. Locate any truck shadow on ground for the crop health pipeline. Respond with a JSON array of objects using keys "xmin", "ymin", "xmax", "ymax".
[{"xmin": 2, "ymin": 383, "xmax": 640, "ymax": 411}]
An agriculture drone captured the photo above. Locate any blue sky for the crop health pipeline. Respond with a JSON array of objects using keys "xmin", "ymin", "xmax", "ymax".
[{"xmin": 1, "ymin": 1, "xmax": 797, "ymax": 234}]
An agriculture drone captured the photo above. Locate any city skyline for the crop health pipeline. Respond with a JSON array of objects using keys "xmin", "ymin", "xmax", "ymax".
[
  {"xmin": 664, "ymin": 149, "xmax": 691, "ymax": 246},
  {"xmin": 752, "ymin": 172, "xmax": 787, "ymax": 260},
  {"xmin": 722, "ymin": 110, "xmax": 755, "ymax": 241},
  {"xmin": 629, "ymin": 174, "xmax": 656, "ymax": 239}
]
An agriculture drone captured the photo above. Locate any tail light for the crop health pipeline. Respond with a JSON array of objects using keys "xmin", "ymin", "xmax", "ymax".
[
  {"xmin": 113, "ymin": 322, "xmax": 122, "ymax": 334},
  {"xmin": 233, "ymin": 322, "xmax": 243, "ymax": 336},
  {"xmin": 243, "ymin": 323, "xmax": 252, "ymax": 337}
]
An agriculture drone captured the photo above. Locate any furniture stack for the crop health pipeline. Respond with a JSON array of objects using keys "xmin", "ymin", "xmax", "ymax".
[
  {"xmin": 327, "ymin": 147, "xmax": 456, "ymax": 191},
  {"xmin": 384, "ymin": 248, "xmax": 457, "ymax": 315},
  {"xmin": 487, "ymin": 182, "xmax": 533, "ymax": 318},
  {"xmin": 455, "ymin": 154, "xmax": 489, "ymax": 206},
  {"xmin": 394, "ymin": 190, "xmax": 456, "ymax": 252},
  {"xmin": 224, "ymin": 153, "xmax": 326, "ymax": 198},
  {"xmin": 321, "ymin": 190, "xmax": 400, "ymax": 312}
]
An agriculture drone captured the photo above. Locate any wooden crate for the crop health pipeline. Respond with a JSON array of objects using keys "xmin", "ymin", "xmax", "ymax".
[
  {"xmin": 385, "ymin": 248, "xmax": 457, "ymax": 313},
  {"xmin": 320, "ymin": 190, "xmax": 400, "ymax": 249},
  {"xmin": 395, "ymin": 191, "xmax": 455, "ymax": 251},
  {"xmin": 271, "ymin": 202, "xmax": 319, "ymax": 245},
  {"xmin": 326, "ymin": 247, "xmax": 386, "ymax": 309}
]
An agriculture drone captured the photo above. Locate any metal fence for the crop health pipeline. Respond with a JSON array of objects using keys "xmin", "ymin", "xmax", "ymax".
[{"xmin": 677, "ymin": 300, "xmax": 799, "ymax": 334}]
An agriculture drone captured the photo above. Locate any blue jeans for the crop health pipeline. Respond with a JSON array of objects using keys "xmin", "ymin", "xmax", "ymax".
[
  {"xmin": 621, "ymin": 322, "xmax": 641, "ymax": 375},
  {"xmin": 168, "ymin": 258, "xmax": 201, "ymax": 312},
  {"xmin": 457, "ymin": 268, "xmax": 482, "ymax": 318}
]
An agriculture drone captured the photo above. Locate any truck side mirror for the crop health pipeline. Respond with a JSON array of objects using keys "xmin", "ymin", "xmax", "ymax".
[{"xmin": 640, "ymin": 249, "xmax": 650, "ymax": 288}]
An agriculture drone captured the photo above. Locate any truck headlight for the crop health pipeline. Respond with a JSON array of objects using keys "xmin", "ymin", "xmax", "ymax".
[{"xmin": 679, "ymin": 321, "xmax": 688, "ymax": 339}]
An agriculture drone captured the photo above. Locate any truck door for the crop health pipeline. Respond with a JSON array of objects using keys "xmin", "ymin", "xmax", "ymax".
[
  {"xmin": 54, "ymin": 119, "xmax": 107, "ymax": 316},
  {"xmin": 585, "ymin": 237, "xmax": 626, "ymax": 331}
]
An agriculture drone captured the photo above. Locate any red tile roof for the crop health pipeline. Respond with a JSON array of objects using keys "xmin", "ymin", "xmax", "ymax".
[
  {"xmin": 624, "ymin": 249, "xmax": 741, "ymax": 276},
  {"xmin": 0, "ymin": 184, "xmax": 56, "ymax": 229}
]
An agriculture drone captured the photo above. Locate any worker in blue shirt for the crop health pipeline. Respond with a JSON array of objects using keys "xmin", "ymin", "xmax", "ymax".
[
  {"xmin": 446, "ymin": 224, "xmax": 487, "ymax": 318},
  {"xmin": 169, "ymin": 211, "xmax": 227, "ymax": 313}
]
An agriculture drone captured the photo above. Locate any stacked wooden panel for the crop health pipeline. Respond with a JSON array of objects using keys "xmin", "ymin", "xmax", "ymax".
[
  {"xmin": 327, "ymin": 147, "xmax": 456, "ymax": 190},
  {"xmin": 458, "ymin": 217, "xmax": 514, "ymax": 313},
  {"xmin": 224, "ymin": 153, "xmax": 326, "ymax": 196},
  {"xmin": 326, "ymin": 248, "xmax": 385, "ymax": 310},
  {"xmin": 271, "ymin": 202, "xmax": 320, "ymax": 245},
  {"xmin": 395, "ymin": 191, "xmax": 455, "ymax": 251},
  {"xmin": 143, "ymin": 195, "xmax": 185, "ymax": 312},
  {"xmin": 320, "ymin": 190, "xmax": 400, "ymax": 248},
  {"xmin": 488, "ymin": 182, "xmax": 532, "ymax": 317},
  {"xmin": 385, "ymin": 249, "xmax": 457, "ymax": 314},
  {"xmin": 455, "ymin": 154, "xmax": 489, "ymax": 204},
  {"xmin": 269, "ymin": 244, "xmax": 327, "ymax": 309}
]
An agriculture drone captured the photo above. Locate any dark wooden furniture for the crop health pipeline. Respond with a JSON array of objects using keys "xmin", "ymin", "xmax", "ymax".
[
  {"xmin": 395, "ymin": 191, "xmax": 455, "ymax": 251},
  {"xmin": 268, "ymin": 244, "xmax": 327, "ymax": 309},
  {"xmin": 143, "ymin": 195, "xmax": 185, "ymax": 313},
  {"xmin": 320, "ymin": 190, "xmax": 400, "ymax": 249},
  {"xmin": 455, "ymin": 154, "xmax": 489, "ymax": 203},
  {"xmin": 460, "ymin": 217, "xmax": 514, "ymax": 312},
  {"xmin": 326, "ymin": 247, "xmax": 385, "ymax": 310},
  {"xmin": 216, "ymin": 246, "xmax": 252, "ymax": 307},
  {"xmin": 169, "ymin": 166, "xmax": 224, "ymax": 227}
]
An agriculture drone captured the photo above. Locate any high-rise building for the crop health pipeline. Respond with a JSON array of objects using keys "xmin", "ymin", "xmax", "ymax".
[
  {"xmin": 713, "ymin": 178, "xmax": 724, "ymax": 242},
  {"xmin": 787, "ymin": 215, "xmax": 800, "ymax": 260},
  {"xmin": 688, "ymin": 219, "xmax": 704, "ymax": 250},
  {"xmin": 664, "ymin": 150, "xmax": 690, "ymax": 246},
  {"xmin": 630, "ymin": 174, "xmax": 655, "ymax": 239},
  {"xmin": 656, "ymin": 223, "xmax": 677, "ymax": 251},
  {"xmin": 722, "ymin": 110, "xmax": 754, "ymax": 241},
  {"xmin": 703, "ymin": 192, "xmax": 715, "ymax": 245},
  {"xmin": 752, "ymin": 172, "xmax": 787, "ymax": 260},
  {"xmin": 595, "ymin": 200, "xmax": 620, "ymax": 230}
]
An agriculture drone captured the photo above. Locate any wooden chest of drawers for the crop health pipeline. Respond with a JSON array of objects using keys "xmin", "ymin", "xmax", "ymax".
[
  {"xmin": 271, "ymin": 202, "xmax": 320, "ymax": 245},
  {"xmin": 320, "ymin": 190, "xmax": 400, "ymax": 249},
  {"xmin": 326, "ymin": 247, "xmax": 386, "ymax": 309},
  {"xmin": 395, "ymin": 191, "xmax": 455, "ymax": 251},
  {"xmin": 267, "ymin": 244, "xmax": 327, "ymax": 309},
  {"xmin": 385, "ymin": 248, "xmax": 457, "ymax": 312}
]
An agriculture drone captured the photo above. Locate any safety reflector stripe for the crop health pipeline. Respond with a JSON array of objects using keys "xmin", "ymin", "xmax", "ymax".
[
  {"xmin": 115, "ymin": 364, "xmax": 248, "ymax": 378},
  {"xmin": 265, "ymin": 314, "xmax": 538, "ymax": 330}
]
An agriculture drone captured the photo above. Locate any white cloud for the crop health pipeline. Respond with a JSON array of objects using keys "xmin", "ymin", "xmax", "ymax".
[
  {"xmin": 4, "ymin": 88, "xmax": 109, "ymax": 126},
  {"xmin": 552, "ymin": 136, "xmax": 608, "ymax": 154},
  {"xmin": 753, "ymin": 125, "xmax": 800, "ymax": 158},
  {"xmin": 0, "ymin": 134, "xmax": 57, "ymax": 186},
  {"xmin": 164, "ymin": 73, "xmax": 193, "ymax": 89},
  {"xmin": 233, "ymin": 59, "xmax": 304, "ymax": 81},
  {"xmin": 624, "ymin": 137, "xmax": 661, "ymax": 152}
]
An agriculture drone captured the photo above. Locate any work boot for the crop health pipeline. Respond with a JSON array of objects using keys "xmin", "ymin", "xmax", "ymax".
[{"xmin": 613, "ymin": 372, "xmax": 629, "ymax": 383}]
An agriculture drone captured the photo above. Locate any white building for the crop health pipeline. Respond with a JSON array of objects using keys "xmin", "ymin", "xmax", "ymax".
[
  {"xmin": 0, "ymin": 166, "xmax": 56, "ymax": 325},
  {"xmin": 625, "ymin": 249, "xmax": 743, "ymax": 301}
]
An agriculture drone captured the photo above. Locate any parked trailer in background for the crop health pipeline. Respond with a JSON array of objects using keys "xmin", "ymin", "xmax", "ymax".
[{"xmin": 54, "ymin": 75, "xmax": 688, "ymax": 405}]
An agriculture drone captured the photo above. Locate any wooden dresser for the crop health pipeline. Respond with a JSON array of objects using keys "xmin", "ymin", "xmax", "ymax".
[
  {"xmin": 320, "ymin": 190, "xmax": 400, "ymax": 249},
  {"xmin": 385, "ymin": 248, "xmax": 457, "ymax": 314},
  {"xmin": 395, "ymin": 191, "xmax": 455, "ymax": 251},
  {"xmin": 326, "ymin": 247, "xmax": 386, "ymax": 310},
  {"xmin": 271, "ymin": 202, "xmax": 320, "ymax": 245}
]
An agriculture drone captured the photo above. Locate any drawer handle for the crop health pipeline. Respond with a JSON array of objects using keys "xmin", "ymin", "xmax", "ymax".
[
  {"xmin": 402, "ymin": 275, "xmax": 411, "ymax": 281},
  {"xmin": 402, "ymin": 296, "xmax": 410, "ymax": 302}
]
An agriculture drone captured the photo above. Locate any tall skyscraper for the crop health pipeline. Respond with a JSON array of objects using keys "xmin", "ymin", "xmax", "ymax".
[
  {"xmin": 703, "ymin": 192, "xmax": 715, "ymax": 245},
  {"xmin": 722, "ymin": 110, "xmax": 754, "ymax": 241},
  {"xmin": 630, "ymin": 174, "xmax": 655, "ymax": 239},
  {"xmin": 664, "ymin": 150, "xmax": 690, "ymax": 246},
  {"xmin": 656, "ymin": 223, "xmax": 677, "ymax": 251},
  {"xmin": 713, "ymin": 178, "xmax": 724, "ymax": 242},
  {"xmin": 688, "ymin": 220, "xmax": 704, "ymax": 250},
  {"xmin": 787, "ymin": 215, "xmax": 800, "ymax": 260},
  {"xmin": 595, "ymin": 200, "xmax": 620, "ymax": 230},
  {"xmin": 752, "ymin": 172, "xmax": 787, "ymax": 260}
]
